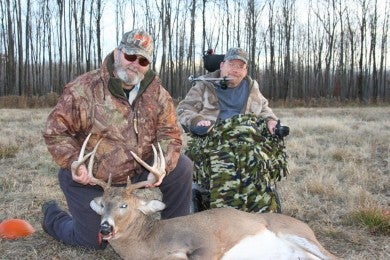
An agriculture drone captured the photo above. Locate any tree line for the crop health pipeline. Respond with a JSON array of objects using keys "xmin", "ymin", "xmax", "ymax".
[{"xmin": 0, "ymin": 0, "xmax": 389, "ymax": 103}]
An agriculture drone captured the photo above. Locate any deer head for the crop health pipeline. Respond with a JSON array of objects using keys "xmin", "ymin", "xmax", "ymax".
[
  {"xmin": 90, "ymin": 181, "xmax": 165, "ymax": 240},
  {"xmin": 72, "ymin": 133, "xmax": 166, "ymax": 240}
]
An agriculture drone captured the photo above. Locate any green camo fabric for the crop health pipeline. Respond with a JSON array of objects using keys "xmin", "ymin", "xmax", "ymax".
[{"xmin": 185, "ymin": 114, "xmax": 289, "ymax": 213}]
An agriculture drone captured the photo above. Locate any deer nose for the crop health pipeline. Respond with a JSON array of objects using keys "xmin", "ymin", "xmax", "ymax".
[{"xmin": 100, "ymin": 221, "xmax": 113, "ymax": 235}]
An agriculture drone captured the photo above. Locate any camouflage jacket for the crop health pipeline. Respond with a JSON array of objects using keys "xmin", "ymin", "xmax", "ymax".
[
  {"xmin": 177, "ymin": 70, "xmax": 277, "ymax": 127},
  {"xmin": 43, "ymin": 52, "xmax": 182, "ymax": 184}
]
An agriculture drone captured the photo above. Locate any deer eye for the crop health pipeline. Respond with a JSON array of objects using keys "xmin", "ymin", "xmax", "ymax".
[{"xmin": 120, "ymin": 204, "xmax": 128, "ymax": 209}]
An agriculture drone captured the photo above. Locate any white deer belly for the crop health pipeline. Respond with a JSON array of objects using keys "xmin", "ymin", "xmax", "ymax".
[{"xmin": 221, "ymin": 229, "xmax": 323, "ymax": 260}]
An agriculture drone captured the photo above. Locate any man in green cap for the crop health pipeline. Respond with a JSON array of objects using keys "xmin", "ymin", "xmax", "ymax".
[{"xmin": 177, "ymin": 47, "xmax": 289, "ymax": 213}]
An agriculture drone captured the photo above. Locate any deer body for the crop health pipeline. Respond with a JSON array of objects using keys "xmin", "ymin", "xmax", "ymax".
[
  {"xmin": 76, "ymin": 134, "xmax": 337, "ymax": 259},
  {"xmin": 91, "ymin": 187, "xmax": 338, "ymax": 260}
]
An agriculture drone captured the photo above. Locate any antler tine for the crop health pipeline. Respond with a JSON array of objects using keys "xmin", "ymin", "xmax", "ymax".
[
  {"xmin": 72, "ymin": 134, "xmax": 91, "ymax": 176},
  {"xmin": 71, "ymin": 133, "xmax": 108, "ymax": 190},
  {"xmin": 86, "ymin": 138, "xmax": 102, "ymax": 175},
  {"xmin": 78, "ymin": 133, "xmax": 92, "ymax": 162},
  {"xmin": 151, "ymin": 144, "xmax": 159, "ymax": 170},
  {"xmin": 74, "ymin": 133, "xmax": 100, "ymax": 167},
  {"xmin": 125, "ymin": 176, "xmax": 147, "ymax": 194},
  {"xmin": 156, "ymin": 143, "xmax": 166, "ymax": 173},
  {"xmin": 129, "ymin": 143, "xmax": 166, "ymax": 188},
  {"xmin": 86, "ymin": 139, "xmax": 108, "ymax": 189}
]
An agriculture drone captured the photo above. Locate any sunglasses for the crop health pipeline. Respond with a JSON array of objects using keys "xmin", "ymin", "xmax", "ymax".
[{"xmin": 123, "ymin": 53, "xmax": 150, "ymax": 67}]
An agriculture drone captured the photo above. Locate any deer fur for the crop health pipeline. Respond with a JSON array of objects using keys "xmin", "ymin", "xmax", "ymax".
[
  {"xmin": 76, "ymin": 134, "xmax": 338, "ymax": 259},
  {"xmin": 90, "ymin": 184, "xmax": 339, "ymax": 260}
]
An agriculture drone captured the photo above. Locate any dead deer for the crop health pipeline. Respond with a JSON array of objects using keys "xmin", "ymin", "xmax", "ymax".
[{"xmin": 75, "ymin": 134, "xmax": 339, "ymax": 260}]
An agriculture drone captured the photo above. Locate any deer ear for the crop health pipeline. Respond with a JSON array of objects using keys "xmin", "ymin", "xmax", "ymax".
[
  {"xmin": 139, "ymin": 200, "xmax": 166, "ymax": 215},
  {"xmin": 90, "ymin": 197, "xmax": 104, "ymax": 215}
]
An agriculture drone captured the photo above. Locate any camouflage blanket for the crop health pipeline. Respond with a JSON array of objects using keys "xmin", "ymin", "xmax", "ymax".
[{"xmin": 185, "ymin": 114, "xmax": 289, "ymax": 213}]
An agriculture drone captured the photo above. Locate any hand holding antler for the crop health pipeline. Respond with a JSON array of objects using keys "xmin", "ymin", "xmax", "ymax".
[
  {"xmin": 130, "ymin": 143, "xmax": 166, "ymax": 188},
  {"xmin": 70, "ymin": 133, "xmax": 108, "ymax": 189}
]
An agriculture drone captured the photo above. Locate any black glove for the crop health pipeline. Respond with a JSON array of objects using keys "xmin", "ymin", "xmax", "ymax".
[{"xmin": 274, "ymin": 120, "xmax": 290, "ymax": 138}]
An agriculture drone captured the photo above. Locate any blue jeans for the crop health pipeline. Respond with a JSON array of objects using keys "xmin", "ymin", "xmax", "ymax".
[{"xmin": 43, "ymin": 154, "xmax": 193, "ymax": 249}]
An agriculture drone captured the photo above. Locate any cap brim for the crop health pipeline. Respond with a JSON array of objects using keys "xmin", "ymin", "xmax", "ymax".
[{"xmin": 224, "ymin": 55, "xmax": 248, "ymax": 64}]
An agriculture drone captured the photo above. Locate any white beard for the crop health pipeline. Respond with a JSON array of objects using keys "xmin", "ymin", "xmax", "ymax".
[{"xmin": 115, "ymin": 61, "xmax": 145, "ymax": 86}]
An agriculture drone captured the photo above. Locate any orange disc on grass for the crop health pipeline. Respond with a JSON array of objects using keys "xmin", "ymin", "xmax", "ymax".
[{"xmin": 0, "ymin": 219, "xmax": 35, "ymax": 239}]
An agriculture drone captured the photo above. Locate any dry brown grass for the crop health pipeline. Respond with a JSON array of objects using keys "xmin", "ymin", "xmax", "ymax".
[
  {"xmin": 0, "ymin": 107, "xmax": 389, "ymax": 259},
  {"xmin": 0, "ymin": 93, "xmax": 60, "ymax": 109}
]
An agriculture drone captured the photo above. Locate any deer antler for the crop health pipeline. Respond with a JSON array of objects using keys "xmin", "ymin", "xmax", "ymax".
[
  {"xmin": 129, "ymin": 143, "xmax": 166, "ymax": 189},
  {"xmin": 71, "ymin": 133, "xmax": 109, "ymax": 189}
]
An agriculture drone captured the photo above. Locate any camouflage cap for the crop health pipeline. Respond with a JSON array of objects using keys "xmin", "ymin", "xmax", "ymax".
[
  {"xmin": 224, "ymin": 47, "xmax": 248, "ymax": 64},
  {"xmin": 118, "ymin": 29, "xmax": 154, "ymax": 63}
]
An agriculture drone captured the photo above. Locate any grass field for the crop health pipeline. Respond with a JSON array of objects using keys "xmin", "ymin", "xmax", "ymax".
[{"xmin": 0, "ymin": 107, "xmax": 389, "ymax": 259}]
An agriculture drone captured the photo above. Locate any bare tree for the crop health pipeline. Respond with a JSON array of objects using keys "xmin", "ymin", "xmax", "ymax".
[
  {"xmin": 72, "ymin": 0, "xmax": 83, "ymax": 75},
  {"xmin": 311, "ymin": 1, "xmax": 325, "ymax": 98},
  {"xmin": 369, "ymin": 0, "xmax": 378, "ymax": 103},
  {"xmin": 95, "ymin": 0, "xmax": 103, "ymax": 65},
  {"xmin": 166, "ymin": 1, "xmax": 173, "ymax": 93},
  {"xmin": 156, "ymin": 0, "xmax": 167, "ymax": 86},
  {"xmin": 201, "ymin": 0, "xmax": 207, "ymax": 58},
  {"xmin": 280, "ymin": 0, "xmax": 295, "ymax": 101},
  {"xmin": 246, "ymin": 0, "xmax": 258, "ymax": 76},
  {"xmin": 187, "ymin": 0, "xmax": 196, "ymax": 77},
  {"xmin": 314, "ymin": 0, "xmax": 339, "ymax": 98},
  {"xmin": 357, "ymin": 0, "xmax": 368, "ymax": 102},
  {"xmin": 335, "ymin": 0, "xmax": 347, "ymax": 100},
  {"xmin": 268, "ymin": 0, "xmax": 276, "ymax": 99},
  {"xmin": 80, "ymin": 0, "xmax": 86, "ymax": 73},
  {"xmin": 142, "ymin": 0, "xmax": 159, "ymax": 72},
  {"xmin": 45, "ymin": 0, "xmax": 53, "ymax": 95},
  {"xmin": 86, "ymin": 0, "xmax": 95, "ymax": 72},
  {"xmin": 24, "ymin": 0, "xmax": 31, "ymax": 95},
  {"xmin": 224, "ymin": 0, "xmax": 230, "ymax": 50},
  {"xmin": 5, "ymin": 0, "xmax": 15, "ymax": 95},
  {"xmin": 379, "ymin": 1, "xmax": 389, "ymax": 101},
  {"xmin": 56, "ymin": 0, "xmax": 65, "ymax": 91},
  {"xmin": 0, "ymin": 1, "xmax": 5, "ymax": 95},
  {"xmin": 115, "ymin": 0, "xmax": 126, "ymax": 44},
  {"xmin": 67, "ymin": 1, "xmax": 73, "ymax": 80},
  {"xmin": 15, "ymin": 0, "xmax": 22, "ymax": 95},
  {"xmin": 346, "ymin": 9, "xmax": 356, "ymax": 99}
]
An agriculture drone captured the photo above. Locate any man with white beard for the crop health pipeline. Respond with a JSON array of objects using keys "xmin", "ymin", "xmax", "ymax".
[{"xmin": 42, "ymin": 29, "xmax": 193, "ymax": 249}]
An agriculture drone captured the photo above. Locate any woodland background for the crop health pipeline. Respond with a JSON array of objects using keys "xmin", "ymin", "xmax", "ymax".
[
  {"xmin": 0, "ymin": 0, "xmax": 389, "ymax": 104},
  {"xmin": 0, "ymin": 0, "xmax": 389, "ymax": 258}
]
